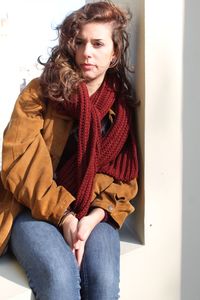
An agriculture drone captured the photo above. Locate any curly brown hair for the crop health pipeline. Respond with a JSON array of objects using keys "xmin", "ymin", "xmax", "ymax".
[{"xmin": 39, "ymin": 1, "xmax": 135, "ymax": 103}]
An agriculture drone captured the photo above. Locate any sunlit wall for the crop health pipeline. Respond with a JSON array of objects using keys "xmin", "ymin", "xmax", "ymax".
[{"xmin": 0, "ymin": 0, "xmax": 85, "ymax": 148}]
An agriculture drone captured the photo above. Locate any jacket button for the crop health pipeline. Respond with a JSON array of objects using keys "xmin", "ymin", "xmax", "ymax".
[{"xmin": 108, "ymin": 205, "xmax": 113, "ymax": 211}]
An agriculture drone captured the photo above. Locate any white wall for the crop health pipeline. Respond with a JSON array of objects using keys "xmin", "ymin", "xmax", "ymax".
[
  {"xmin": 120, "ymin": 0, "xmax": 200, "ymax": 299},
  {"xmin": 120, "ymin": 0, "xmax": 183, "ymax": 299}
]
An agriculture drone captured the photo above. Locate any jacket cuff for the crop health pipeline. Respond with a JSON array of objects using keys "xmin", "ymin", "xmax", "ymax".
[{"xmin": 90, "ymin": 193, "xmax": 135, "ymax": 228}]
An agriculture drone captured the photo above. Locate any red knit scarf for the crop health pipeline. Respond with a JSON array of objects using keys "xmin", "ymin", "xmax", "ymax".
[{"xmin": 56, "ymin": 78, "xmax": 138, "ymax": 219}]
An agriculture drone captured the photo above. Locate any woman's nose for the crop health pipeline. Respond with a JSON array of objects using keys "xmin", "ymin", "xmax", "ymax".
[{"xmin": 82, "ymin": 43, "xmax": 92, "ymax": 58}]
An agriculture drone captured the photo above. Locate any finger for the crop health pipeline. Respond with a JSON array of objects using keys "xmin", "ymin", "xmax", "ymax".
[
  {"xmin": 73, "ymin": 239, "xmax": 81, "ymax": 250},
  {"xmin": 76, "ymin": 242, "xmax": 85, "ymax": 267},
  {"xmin": 71, "ymin": 228, "xmax": 79, "ymax": 249}
]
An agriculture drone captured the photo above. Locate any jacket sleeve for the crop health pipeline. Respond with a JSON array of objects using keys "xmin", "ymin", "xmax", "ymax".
[
  {"xmin": 1, "ymin": 78, "xmax": 75, "ymax": 225},
  {"xmin": 90, "ymin": 176, "xmax": 138, "ymax": 228}
]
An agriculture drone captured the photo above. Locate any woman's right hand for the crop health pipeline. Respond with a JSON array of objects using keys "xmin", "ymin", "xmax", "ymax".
[{"xmin": 62, "ymin": 214, "xmax": 80, "ymax": 253}]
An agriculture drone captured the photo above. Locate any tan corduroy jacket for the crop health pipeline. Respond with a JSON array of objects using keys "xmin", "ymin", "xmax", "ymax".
[{"xmin": 0, "ymin": 78, "xmax": 138, "ymax": 256}]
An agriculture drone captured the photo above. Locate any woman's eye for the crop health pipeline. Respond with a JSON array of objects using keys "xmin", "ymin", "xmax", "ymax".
[{"xmin": 93, "ymin": 42, "xmax": 103, "ymax": 48}]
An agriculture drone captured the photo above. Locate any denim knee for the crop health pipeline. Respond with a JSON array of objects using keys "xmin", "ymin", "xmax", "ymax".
[{"xmin": 81, "ymin": 222, "xmax": 120, "ymax": 300}]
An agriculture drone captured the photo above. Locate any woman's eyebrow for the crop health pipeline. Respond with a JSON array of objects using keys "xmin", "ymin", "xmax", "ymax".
[{"xmin": 76, "ymin": 37, "xmax": 104, "ymax": 42}]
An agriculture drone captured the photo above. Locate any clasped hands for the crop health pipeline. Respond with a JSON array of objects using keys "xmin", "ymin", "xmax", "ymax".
[{"xmin": 62, "ymin": 207, "xmax": 105, "ymax": 267}]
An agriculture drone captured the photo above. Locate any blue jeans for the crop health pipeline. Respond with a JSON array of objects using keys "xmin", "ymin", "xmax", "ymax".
[{"xmin": 10, "ymin": 210, "xmax": 120, "ymax": 300}]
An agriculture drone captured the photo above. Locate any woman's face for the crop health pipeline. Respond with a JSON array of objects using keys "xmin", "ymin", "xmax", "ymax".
[{"xmin": 75, "ymin": 22, "xmax": 115, "ymax": 87}]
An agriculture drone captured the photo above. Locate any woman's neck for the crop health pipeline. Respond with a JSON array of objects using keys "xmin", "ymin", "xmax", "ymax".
[{"xmin": 86, "ymin": 78, "xmax": 104, "ymax": 96}]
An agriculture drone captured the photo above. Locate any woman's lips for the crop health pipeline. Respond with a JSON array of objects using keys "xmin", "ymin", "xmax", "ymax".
[{"xmin": 81, "ymin": 63, "xmax": 95, "ymax": 71}]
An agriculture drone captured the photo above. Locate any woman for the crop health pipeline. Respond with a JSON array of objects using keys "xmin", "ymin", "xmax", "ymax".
[{"xmin": 0, "ymin": 1, "xmax": 138, "ymax": 299}]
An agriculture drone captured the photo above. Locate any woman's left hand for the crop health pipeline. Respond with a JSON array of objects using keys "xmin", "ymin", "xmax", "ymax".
[{"xmin": 74, "ymin": 208, "xmax": 105, "ymax": 266}]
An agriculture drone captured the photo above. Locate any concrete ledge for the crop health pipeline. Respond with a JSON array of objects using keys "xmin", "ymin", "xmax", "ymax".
[{"xmin": 0, "ymin": 253, "xmax": 34, "ymax": 300}]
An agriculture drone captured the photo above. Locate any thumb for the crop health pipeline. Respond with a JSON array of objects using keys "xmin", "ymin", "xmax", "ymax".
[
  {"xmin": 77, "ymin": 226, "xmax": 87, "ymax": 241},
  {"xmin": 77, "ymin": 221, "xmax": 92, "ymax": 241}
]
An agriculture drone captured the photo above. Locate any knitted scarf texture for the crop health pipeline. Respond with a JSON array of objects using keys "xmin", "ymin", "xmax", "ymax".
[{"xmin": 56, "ymin": 78, "xmax": 138, "ymax": 219}]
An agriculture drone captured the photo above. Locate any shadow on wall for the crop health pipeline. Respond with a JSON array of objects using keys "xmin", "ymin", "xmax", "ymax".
[
  {"xmin": 181, "ymin": 0, "xmax": 200, "ymax": 299},
  {"xmin": 119, "ymin": 0, "xmax": 145, "ymax": 245}
]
